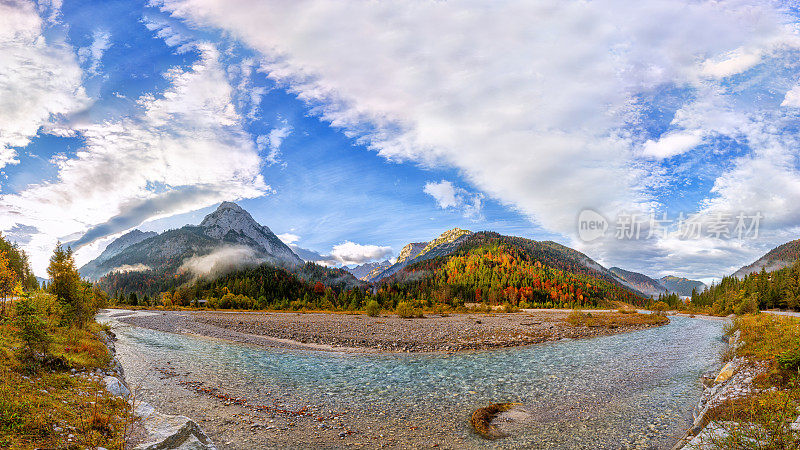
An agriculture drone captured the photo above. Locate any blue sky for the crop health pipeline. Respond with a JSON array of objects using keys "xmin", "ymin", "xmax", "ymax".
[{"xmin": 2, "ymin": 0, "xmax": 800, "ymax": 282}]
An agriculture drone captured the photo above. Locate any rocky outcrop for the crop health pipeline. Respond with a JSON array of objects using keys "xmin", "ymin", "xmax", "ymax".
[{"xmin": 134, "ymin": 402, "xmax": 216, "ymax": 450}]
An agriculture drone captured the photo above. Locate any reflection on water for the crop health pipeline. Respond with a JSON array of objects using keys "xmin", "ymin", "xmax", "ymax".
[{"xmin": 99, "ymin": 312, "xmax": 725, "ymax": 449}]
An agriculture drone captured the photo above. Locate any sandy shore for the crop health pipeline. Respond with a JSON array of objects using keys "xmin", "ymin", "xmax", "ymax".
[{"xmin": 113, "ymin": 308, "xmax": 667, "ymax": 353}]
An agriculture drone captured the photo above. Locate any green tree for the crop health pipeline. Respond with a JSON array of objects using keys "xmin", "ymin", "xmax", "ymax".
[
  {"xmin": 13, "ymin": 297, "xmax": 52, "ymax": 373},
  {"xmin": 46, "ymin": 243, "xmax": 88, "ymax": 327}
]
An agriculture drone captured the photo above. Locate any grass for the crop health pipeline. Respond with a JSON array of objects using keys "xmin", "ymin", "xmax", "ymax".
[
  {"xmin": 702, "ymin": 314, "xmax": 800, "ymax": 449},
  {"xmin": 564, "ymin": 309, "xmax": 669, "ymax": 328},
  {"xmin": 732, "ymin": 314, "xmax": 800, "ymax": 367},
  {"xmin": 0, "ymin": 292, "xmax": 132, "ymax": 449}
]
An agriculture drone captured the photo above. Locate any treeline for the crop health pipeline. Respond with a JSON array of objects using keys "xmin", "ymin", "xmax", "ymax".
[
  {"xmin": 691, "ymin": 261, "xmax": 800, "ymax": 315},
  {"xmin": 108, "ymin": 261, "xmax": 371, "ymax": 311}
]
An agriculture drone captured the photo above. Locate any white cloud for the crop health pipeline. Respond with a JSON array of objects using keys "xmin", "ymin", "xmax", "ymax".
[
  {"xmin": 0, "ymin": 0, "xmax": 88, "ymax": 169},
  {"xmin": 700, "ymin": 48, "xmax": 763, "ymax": 79},
  {"xmin": 781, "ymin": 84, "xmax": 800, "ymax": 108},
  {"xmin": 78, "ymin": 29, "xmax": 112, "ymax": 75},
  {"xmin": 277, "ymin": 232, "xmax": 300, "ymax": 245},
  {"xmin": 641, "ymin": 131, "xmax": 703, "ymax": 159},
  {"xmin": 423, "ymin": 180, "xmax": 484, "ymax": 219},
  {"xmin": 423, "ymin": 180, "xmax": 458, "ymax": 208},
  {"xmin": 154, "ymin": 0, "xmax": 795, "ymax": 235},
  {"xmin": 0, "ymin": 43, "xmax": 269, "ymax": 274},
  {"xmin": 150, "ymin": 0, "xmax": 800, "ymax": 278},
  {"xmin": 330, "ymin": 241, "xmax": 392, "ymax": 265},
  {"xmin": 257, "ymin": 122, "xmax": 292, "ymax": 165}
]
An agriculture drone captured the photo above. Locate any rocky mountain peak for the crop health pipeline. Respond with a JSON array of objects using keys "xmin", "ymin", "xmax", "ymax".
[{"xmin": 198, "ymin": 202, "xmax": 301, "ymax": 265}]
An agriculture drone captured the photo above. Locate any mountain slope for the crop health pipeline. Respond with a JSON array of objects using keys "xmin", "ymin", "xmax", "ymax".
[
  {"xmin": 347, "ymin": 260, "xmax": 391, "ymax": 281},
  {"xmin": 79, "ymin": 202, "xmax": 301, "ymax": 280},
  {"xmin": 659, "ymin": 276, "xmax": 706, "ymax": 296},
  {"xmin": 370, "ymin": 228, "xmax": 472, "ymax": 282},
  {"xmin": 609, "ymin": 267, "xmax": 667, "ymax": 298},
  {"xmin": 733, "ymin": 239, "xmax": 800, "ymax": 279},
  {"xmin": 79, "ymin": 229, "xmax": 157, "ymax": 279},
  {"xmin": 382, "ymin": 231, "xmax": 648, "ymax": 306}
]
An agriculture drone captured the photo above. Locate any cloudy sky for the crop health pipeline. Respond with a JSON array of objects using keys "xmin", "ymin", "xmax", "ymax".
[{"xmin": 2, "ymin": 0, "xmax": 800, "ymax": 281}]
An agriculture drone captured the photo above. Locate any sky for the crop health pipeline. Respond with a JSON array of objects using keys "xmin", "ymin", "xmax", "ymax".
[{"xmin": 2, "ymin": 0, "xmax": 800, "ymax": 283}]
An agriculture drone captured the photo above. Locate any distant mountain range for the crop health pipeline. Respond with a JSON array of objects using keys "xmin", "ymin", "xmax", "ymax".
[
  {"xmin": 609, "ymin": 267, "xmax": 706, "ymax": 297},
  {"xmin": 79, "ymin": 202, "xmax": 301, "ymax": 280},
  {"xmin": 733, "ymin": 238, "xmax": 800, "ymax": 279},
  {"xmin": 82, "ymin": 201, "xmax": 710, "ymax": 303},
  {"xmin": 346, "ymin": 260, "xmax": 391, "ymax": 281}
]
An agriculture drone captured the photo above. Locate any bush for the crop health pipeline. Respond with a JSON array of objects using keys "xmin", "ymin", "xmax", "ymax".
[
  {"xmin": 735, "ymin": 296, "xmax": 760, "ymax": 316},
  {"xmin": 778, "ymin": 348, "xmax": 800, "ymax": 371},
  {"xmin": 566, "ymin": 309, "xmax": 586, "ymax": 326},
  {"xmin": 13, "ymin": 298, "xmax": 51, "ymax": 373},
  {"xmin": 365, "ymin": 300, "xmax": 380, "ymax": 317},
  {"xmin": 396, "ymin": 302, "xmax": 422, "ymax": 318},
  {"xmin": 501, "ymin": 302, "xmax": 519, "ymax": 313}
]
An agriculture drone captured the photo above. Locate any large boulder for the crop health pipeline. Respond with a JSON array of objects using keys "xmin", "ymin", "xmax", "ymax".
[{"xmin": 134, "ymin": 401, "xmax": 216, "ymax": 450}]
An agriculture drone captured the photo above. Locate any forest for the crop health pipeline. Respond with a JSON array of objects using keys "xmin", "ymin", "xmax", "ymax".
[{"xmin": 691, "ymin": 261, "xmax": 800, "ymax": 314}]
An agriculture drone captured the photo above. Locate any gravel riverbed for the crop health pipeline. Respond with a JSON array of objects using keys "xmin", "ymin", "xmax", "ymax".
[{"xmin": 114, "ymin": 309, "xmax": 665, "ymax": 353}]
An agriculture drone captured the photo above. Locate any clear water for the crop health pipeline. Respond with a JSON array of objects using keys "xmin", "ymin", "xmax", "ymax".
[{"xmin": 99, "ymin": 312, "xmax": 726, "ymax": 449}]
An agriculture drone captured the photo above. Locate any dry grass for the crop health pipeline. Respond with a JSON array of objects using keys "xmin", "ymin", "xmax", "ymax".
[{"xmin": 734, "ymin": 314, "xmax": 800, "ymax": 368}]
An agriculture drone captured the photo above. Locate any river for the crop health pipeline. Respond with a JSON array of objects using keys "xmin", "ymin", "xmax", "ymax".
[{"xmin": 98, "ymin": 310, "xmax": 726, "ymax": 449}]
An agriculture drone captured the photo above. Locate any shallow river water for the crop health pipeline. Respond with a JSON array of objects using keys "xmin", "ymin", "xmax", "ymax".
[{"xmin": 99, "ymin": 311, "xmax": 726, "ymax": 449}]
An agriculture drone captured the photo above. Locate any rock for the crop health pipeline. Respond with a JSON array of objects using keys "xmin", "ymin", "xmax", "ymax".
[
  {"xmin": 714, "ymin": 361, "xmax": 737, "ymax": 384},
  {"xmin": 791, "ymin": 416, "xmax": 800, "ymax": 432},
  {"xmin": 103, "ymin": 376, "xmax": 130, "ymax": 398},
  {"xmin": 134, "ymin": 401, "xmax": 216, "ymax": 450}
]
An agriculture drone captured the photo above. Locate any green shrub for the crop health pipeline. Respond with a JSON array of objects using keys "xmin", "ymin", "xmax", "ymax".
[
  {"xmin": 501, "ymin": 302, "xmax": 519, "ymax": 313},
  {"xmin": 396, "ymin": 302, "xmax": 422, "ymax": 318},
  {"xmin": 365, "ymin": 300, "xmax": 380, "ymax": 317},
  {"xmin": 778, "ymin": 348, "xmax": 800, "ymax": 371}
]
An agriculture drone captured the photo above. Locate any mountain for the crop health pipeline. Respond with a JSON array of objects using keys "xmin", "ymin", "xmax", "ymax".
[
  {"xmin": 79, "ymin": 202, "xmax": 301, "ymax": 280},
  {"xmin": 79, "ymin": 229, "xmax": 157, "ymax": 279},
  {"xmin": 346, "ymin": 260, "xmax": 391, "ymax": 281},
  {"xmin": 609, "ymin": 267, "xmax": 667, "ymax": 298},
  {"xmin": 733, "ymin": 238, "xmax": 800, "ymax": 279},
  {"xmin": 381, "ymin": 231, "xmax": 648, "ymax": 307},
  {"xmin": 369, "ymin": 228, "xmax": 472, "ymax": 281},
  {"xmin": 658, "ymin": 276, "xmax": 706, "ymax": 296}
]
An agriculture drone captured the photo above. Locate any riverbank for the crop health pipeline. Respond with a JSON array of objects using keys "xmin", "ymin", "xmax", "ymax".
[
  {"xmin": 675, "ymin": 314, "xmax": 800, "ymax": 449},
  {"xmin": 110, "ymin": 308, "xmax": 667, "ymax": 353}
]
